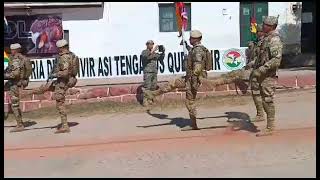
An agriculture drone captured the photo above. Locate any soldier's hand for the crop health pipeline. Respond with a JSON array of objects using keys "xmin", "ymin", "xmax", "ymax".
[{"xmin": 153, "ymin": 45, "xmax": 159, "ymax": 51}]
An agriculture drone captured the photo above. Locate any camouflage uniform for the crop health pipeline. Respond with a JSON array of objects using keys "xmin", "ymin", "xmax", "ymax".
[
  {"xmin": 141, "ymin": 49, "xmax": 160, "ymax": 90},
  {"xmin": 31, "ymin": 40, "xmax": 76, "ymax": 133},
  {"xmin": 145, "ymin": 30, "xmax": 207, "ymax": 130},
  {"xmin": 251, "ymin": 16, "xmax": 283, "ymax": 137},
  {"xmin": 141, "ymin": 43, "xmax": 164, "ymax": 106},
  {"xmin": 249, "ymin": 30, "xmax": 267, "ymax": 123},
  {"xmin": 4, "ymin": 44, "xmax": 26, "ymax": 132}
]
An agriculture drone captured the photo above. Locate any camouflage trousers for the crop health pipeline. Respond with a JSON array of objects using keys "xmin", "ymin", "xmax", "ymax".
[
  {"xmin": 143, "ymin": 72, "xmax": 158, "ymax": 106},
  {"xmin": 204, "ymin": 68, "xmax": 252, "ymax": 86},
  {"xmin": 250, "ymin": 74, "xmax": 277, "ymax": 129},
  {"xmin": 4, "ymin": 81, "xmax": 23, "ymax": 126},
  {"xmin": 32, "ymin": 80, "xmax": 69, "ymax": 128},
  {"xmin": 151, "ymin": 76, "xmax": 200, "ymax": 118},
  {"xmin": 143, "ymin": 72, "xmax": 158, "ymax": 90}
]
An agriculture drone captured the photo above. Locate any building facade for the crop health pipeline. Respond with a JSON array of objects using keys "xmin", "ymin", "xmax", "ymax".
[{"xmin": 4, "ymin": 2, "xmax": 305, "ymax": 82}]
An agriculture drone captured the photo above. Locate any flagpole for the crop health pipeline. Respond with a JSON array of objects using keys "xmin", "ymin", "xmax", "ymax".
[{"xmin": 181, "ymin": 27, "xmax": 187, "ymax": 58}]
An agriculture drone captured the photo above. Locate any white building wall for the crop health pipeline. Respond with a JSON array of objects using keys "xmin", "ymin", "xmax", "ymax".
[
  {"xmin": 62, "ymin": 2, "xmax": 241, "ymax": 57},
  {"xmin": 269, "ymin": 2, "xmax": 302, "ymax": 54},
  {"xmin": 4, "ymin": 2, "xmax": 300, "ymax": 56},
  {"xmin": 5, "ymin": 2, "xmax": 300, "ymax": 81}
]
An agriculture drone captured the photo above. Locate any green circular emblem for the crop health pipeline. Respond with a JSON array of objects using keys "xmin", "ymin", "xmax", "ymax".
[{"xmin": 222, "ymin": 49, "xmax": 245, "ymax": 70}]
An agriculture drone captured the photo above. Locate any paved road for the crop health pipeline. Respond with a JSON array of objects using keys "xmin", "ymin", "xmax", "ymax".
[{"xmin": 4, "ymin": 89, "xmax": 316, "ymax": 178}]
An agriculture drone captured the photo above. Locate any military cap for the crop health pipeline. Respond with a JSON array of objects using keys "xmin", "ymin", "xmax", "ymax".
[
  {"xmin": 10, "ymin": 43, "xmax": 21, "ymax": 50},
  {"xmin": 146, "ymin": 40, "xmax": 154, "ymax": 45},
  {"xmin": 56, "ymin": 39, "xmax": 68, "ymax": 48},
  {"xmin": 190, "ymin": 30, "xmax": 202, "ymax": 38},
  {"xmin": 257, "ymin": 24, "xmax": 263, "ymax": 32},
  {"xmin": 263, "ymin": 16, "xmax": 278, "ymax": 26}
]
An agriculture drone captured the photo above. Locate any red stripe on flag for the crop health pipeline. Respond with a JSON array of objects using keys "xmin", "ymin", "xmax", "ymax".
[{"xmin": 176, "ymin": 2, "xmax": 188, "ymax": 37}]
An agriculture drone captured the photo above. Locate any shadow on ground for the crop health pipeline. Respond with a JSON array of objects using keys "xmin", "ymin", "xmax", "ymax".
[
  {"xmin": 137, "ymin": 110, "xmax": 258, "ymax": 133},
  {"xmin": 4, "ymin": 120, "xmax": 37, "ymax": 128},
  {"xmin": 4, "ymin": 121, "xmax": 79, "ymax": 131}
]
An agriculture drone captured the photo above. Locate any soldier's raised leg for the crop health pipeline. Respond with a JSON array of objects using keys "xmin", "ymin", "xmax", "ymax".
[
  {"xmin": 29, "ymin": 81, "xmax": 55, "ymax": 95},
  {"xmin": 145, "ymin": 76, "xmax": 186, "ymax": 103},
  {"xmin": 256, "ymin": 77, "xmax": 276, "ymax": 137},
  {"xmin": 202, "ymin": 69, "xmax": 246, "ymax": 88}
]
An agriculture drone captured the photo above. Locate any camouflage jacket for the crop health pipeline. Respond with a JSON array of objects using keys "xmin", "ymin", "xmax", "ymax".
[
  {"xmin": 246, "ymin": 37, "xmax": 265, "ymax": 69},
  {"xmin": 141, "ymin": 49, "xmax": 161, "ymax": 73},
  {"xmin": 4, "ymin": 53, "xmax": 25, "ymax": 81},
  {"xmin": 255, "ymin": 30, "xmax": 283, "ymax": 77},
  {"xmin": 186, "ymin": 42, "xmax": 207, "ymax": 78},
  {"xmin": 55, "ymin": 51, "xmax": 73, "ymax": 81}
]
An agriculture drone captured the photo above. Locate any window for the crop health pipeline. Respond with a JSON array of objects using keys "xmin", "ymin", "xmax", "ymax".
[
  {"xmin": 158, "ymin": 3, "xmax": 191, "ymax": 32},
  {"xmin": 63, "ymin": 30, "xmax": 69, "ymax": 46}
]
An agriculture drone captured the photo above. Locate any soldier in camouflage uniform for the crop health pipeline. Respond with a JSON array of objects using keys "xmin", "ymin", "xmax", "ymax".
[
  {"xmin": 145, "ymin": 30, "xmax": 208, "ymax": 131},
  {"xmin": 251, "ymin": 16, "xmax": 283, "ymax": 137},
  {"xmin": 199, "ymin": 24, "xmax": 266, "ymax": 123},
  {"xmin": 30, "ymin": 39, "xmax": 77, "ymax": 134},
  {"xmin": 141, "ymin": 40, "xmax": 165, "ymax": 106},
  {"xmin": 4, "ymin": 43, "xmax": 28, "ymax": 132}
]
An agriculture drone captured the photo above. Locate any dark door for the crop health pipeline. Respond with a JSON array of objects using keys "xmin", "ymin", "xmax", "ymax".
[
  {"xmin": 301, "ymin": 2, "xmax": 316, "ymax": 53},
  {"xmin": 240, "ymin": 2, "xmax": 268, "ymax": 47}
]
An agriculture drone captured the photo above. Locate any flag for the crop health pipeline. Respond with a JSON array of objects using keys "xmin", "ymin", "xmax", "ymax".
[
  {"xmin": 250, "ymin": 16, "xmax": 257, "ymax": 41},
  {"xmin": 175, "ymin": 2, "xmax": 188, "ymax": 37},
  {"xmin": 4, "ymin": 51, "xmax": 10, "ymax": 63}
]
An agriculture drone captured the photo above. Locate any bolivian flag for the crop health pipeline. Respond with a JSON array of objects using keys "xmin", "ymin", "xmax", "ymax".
[
  {"xmin": 250, "ymin": 16, "xmax": 257, "ymax": 41},
  {"xmin": 175, "ymin": 2, "xmax": 188, "ymax": 37},
  {"xmin": 4, "ymin": 51, "xmax": 9, "ymax": 63},
  {"xmin": 4, "ymin": 51, "xmax": 9, "ymax": 69}
]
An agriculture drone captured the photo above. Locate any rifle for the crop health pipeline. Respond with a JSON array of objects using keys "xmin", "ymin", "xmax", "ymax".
[{"xmin": 47, "ymin": 57, "xmax": 59, "ymax": 83}]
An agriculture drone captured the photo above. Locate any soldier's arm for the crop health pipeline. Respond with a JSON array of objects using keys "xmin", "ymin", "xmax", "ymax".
[
  {"xmin": 142, "ymin": 50, "xmax": 157, "ymax": 60},
  {"xmin": 193, "ymin": 47, "xmax": 204, "ymax": 76},
  {"xmin": 258, "ymin": 36, "xmax": 283, "ymax": 73},
  {"xmin": 56, "ymin": 56, "xmax": 70, "ymax": 78}
]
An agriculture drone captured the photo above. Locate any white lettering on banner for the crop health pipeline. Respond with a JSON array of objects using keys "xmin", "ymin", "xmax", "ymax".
[{"xmin": 4, "ymin": 48, "xmax": 247, "ymax": 82}]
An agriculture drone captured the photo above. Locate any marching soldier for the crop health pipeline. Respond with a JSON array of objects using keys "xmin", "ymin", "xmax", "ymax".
[
  {"xmin": 251, "ymin": 16, "xmax": 283, "ymax": 137},
  {"xmin": 29, "ymin": 39, "xmax": 79, "ymax": 134},
  {"xmin": 145, "ymin": 30, "xmax": 208, "ymax": 131},
  {"xmin": 203, "ymin": 24, "xmax": 267, "ymax": 123},
  {"xmin": 4, "ymin": 43, "xmax": 31, "ymax": 132}
]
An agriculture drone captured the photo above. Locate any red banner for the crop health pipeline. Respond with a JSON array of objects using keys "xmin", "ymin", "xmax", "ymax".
[{"xmin": 175, "ymin": 2, "xmax": 188, "ymax": 37}]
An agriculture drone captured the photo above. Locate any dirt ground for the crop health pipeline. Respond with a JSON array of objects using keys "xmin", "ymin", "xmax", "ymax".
[{"xmin": 4, "ymin": 88, "xmax": 316, "ymax": 178}]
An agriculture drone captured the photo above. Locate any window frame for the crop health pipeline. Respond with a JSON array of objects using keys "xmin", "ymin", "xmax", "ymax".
[{"xmin": 158, "ymin": 3, "xmax": 191, "ymax": 33}]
